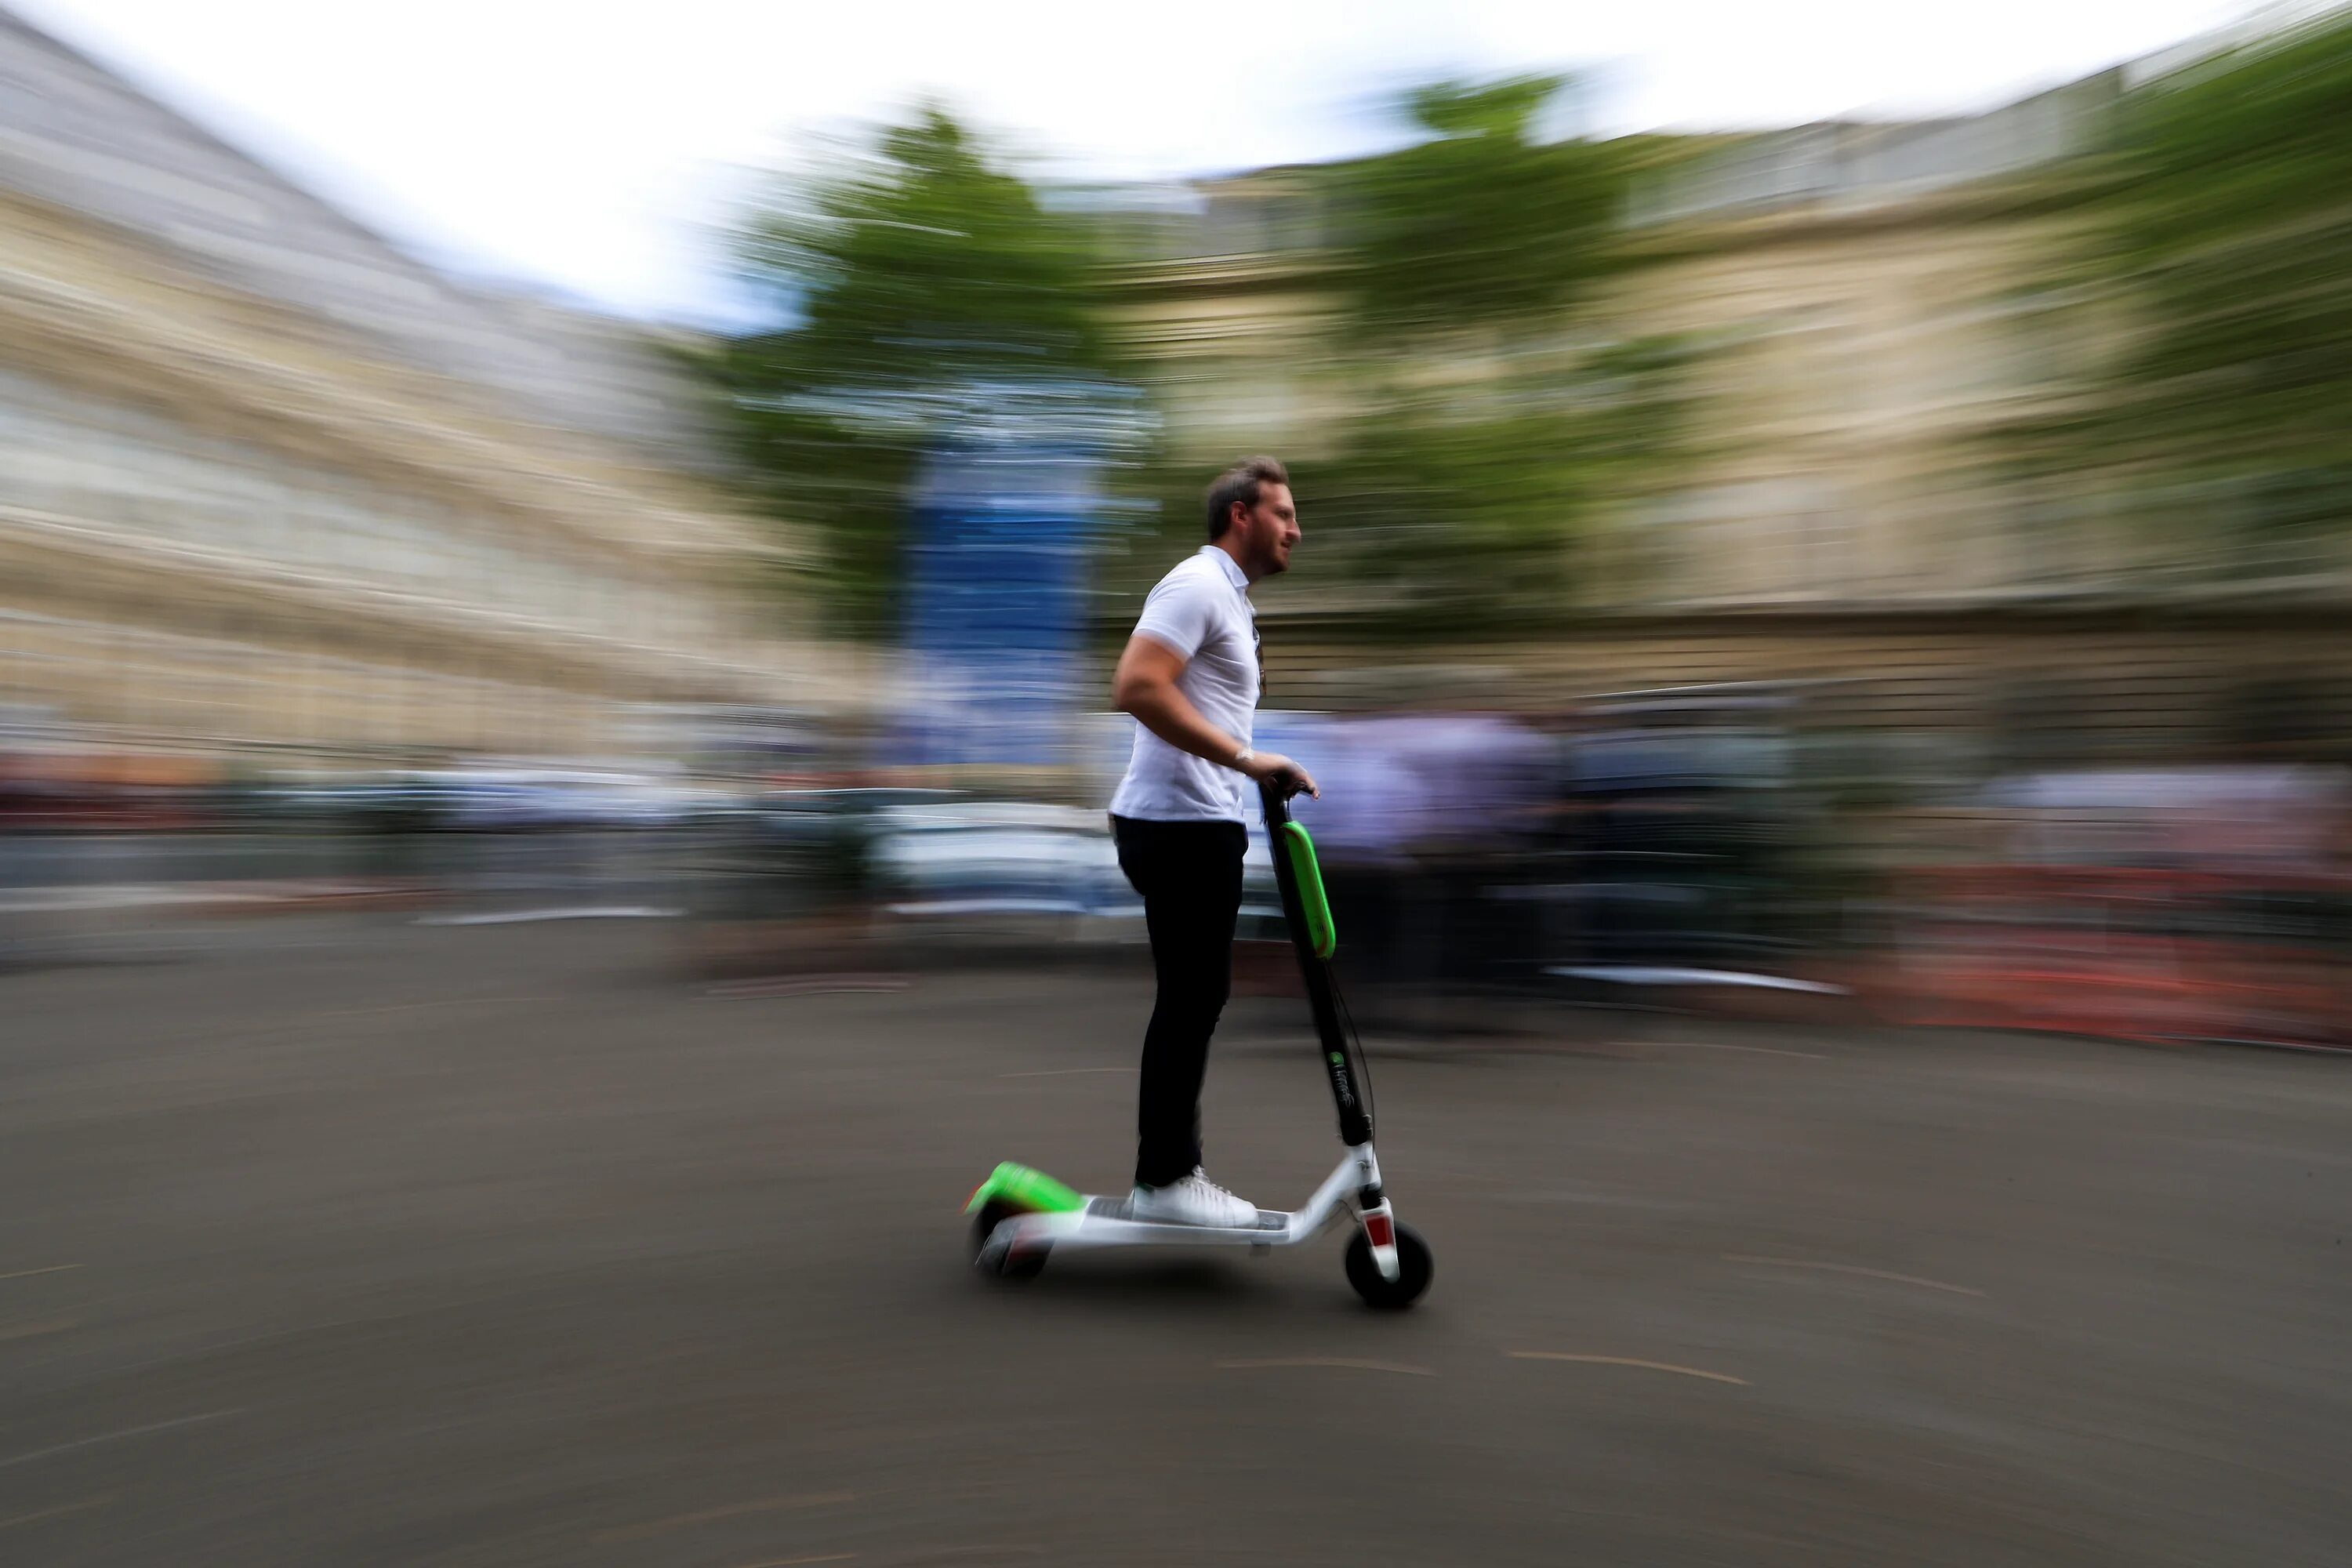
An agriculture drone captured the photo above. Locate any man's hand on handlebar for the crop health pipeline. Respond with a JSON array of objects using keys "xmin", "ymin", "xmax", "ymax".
[{"xmin": 1240, "ymin": 750, "xmax": 1319, "ymax": 800}]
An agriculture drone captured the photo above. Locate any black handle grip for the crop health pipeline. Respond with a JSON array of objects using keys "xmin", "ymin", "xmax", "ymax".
[{"xmin": 1257, "ymin": 776, "xmax": 1294, "ymax": 832}]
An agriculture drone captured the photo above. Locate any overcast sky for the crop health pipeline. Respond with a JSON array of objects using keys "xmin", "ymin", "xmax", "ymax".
[{"xmin": 14, "ymin": 0, "xmax": 2265, "ymax": 325}]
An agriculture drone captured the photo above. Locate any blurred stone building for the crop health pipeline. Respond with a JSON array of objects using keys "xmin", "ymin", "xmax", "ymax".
[
  {"xmin": 0, "ymin": 9, "xmax": 850, "ymax": 771},
  {"xmin": 1098, "ymin": 64, "xmax": 2350, "ymax": 771}
]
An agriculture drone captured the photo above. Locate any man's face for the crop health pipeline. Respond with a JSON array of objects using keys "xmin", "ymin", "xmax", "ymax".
[{"xmin": 1238, "ymin": 483, "xmax": 1300, "ymax": 575}]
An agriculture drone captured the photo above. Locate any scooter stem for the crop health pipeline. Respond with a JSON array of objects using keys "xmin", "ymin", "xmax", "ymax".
[{"xmin": 1258, "ymin": 778, "xmax": 1374, "ymax": 1149}]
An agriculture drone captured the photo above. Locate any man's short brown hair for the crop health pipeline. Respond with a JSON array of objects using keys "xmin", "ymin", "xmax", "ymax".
[{"xmin": 1205, "ymin": 456, "xmax": 1290, "ymax": 540}]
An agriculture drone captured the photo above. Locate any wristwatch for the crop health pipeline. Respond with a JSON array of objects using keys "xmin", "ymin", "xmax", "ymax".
[{"xmin": 1232, "ymin": 746, "xmax": 1255, "ymax": 771}]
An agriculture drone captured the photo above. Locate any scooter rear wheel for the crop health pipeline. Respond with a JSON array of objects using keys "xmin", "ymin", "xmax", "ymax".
[
  {"xmin": 1344, "ymin": 1222, "xmax": 1432, "ymax": 1309},
  {"xmin": 972, "ymin": 1201, "xmax": 1047, "ymax": 1280}
]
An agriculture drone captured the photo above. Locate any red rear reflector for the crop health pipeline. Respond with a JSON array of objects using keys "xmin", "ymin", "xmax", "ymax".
[{"xmin": 1365, "ymin": 1214, "xmax": 1394, "ymax": 1247}]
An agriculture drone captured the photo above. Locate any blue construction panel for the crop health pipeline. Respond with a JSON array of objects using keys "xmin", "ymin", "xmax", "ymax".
[{"xmin": 888, "ymin": 435, "xmax": 1103, "ymax": 768}]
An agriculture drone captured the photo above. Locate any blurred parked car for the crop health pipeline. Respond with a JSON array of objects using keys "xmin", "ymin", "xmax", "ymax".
[{"xmin": 871, "ymin": 801, "xmax": 1135, "ymax": 922}]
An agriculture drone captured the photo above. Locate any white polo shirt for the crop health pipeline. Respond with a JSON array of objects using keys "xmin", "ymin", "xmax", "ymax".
[{"xmin": 1109, "ymin": 546, "xmax": 1259, "ymax": 823}]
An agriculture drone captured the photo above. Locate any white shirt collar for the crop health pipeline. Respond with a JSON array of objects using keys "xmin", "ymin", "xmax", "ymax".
[{"xmin": 1199, "ymin": 544, "xmax": 1250, "ymax": 593}]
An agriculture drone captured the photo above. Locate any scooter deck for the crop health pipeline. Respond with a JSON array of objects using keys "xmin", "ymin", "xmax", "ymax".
[
  {"xmin": 1081, "ymin": 1195, "xmax": 1290, "ymax": 1232},
  {"xmin": 978, "ymin": 1198, "xmax": 1326, "ymax": 1269},
  {"xmin": 968, "ymin": 1162, "xmax": 1289, "ymax": 1247},
  {"xmin": 969, "ymin": 1154, "xmax": 1378, "ymax": 1267}
]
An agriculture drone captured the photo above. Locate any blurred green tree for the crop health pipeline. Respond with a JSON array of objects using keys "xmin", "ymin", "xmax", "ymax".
[
  {"xmin": 713, "ymin": 107, "xmax": 1135, "ymax": 637},
  {"xmin": 2006, "ymin": 13, "xmax": 2352, "ymax": 561},
  {"xmin": 1331, "ymin": 74, "xmax": 1625, "ymax": 340},
  {"xmin": 1297, "ymin": 334, "xmax": 1700, "ymax": 631},
  {"xmin": 1298, "ymin": 76, "xmax": 1701, "ymax": 626}
]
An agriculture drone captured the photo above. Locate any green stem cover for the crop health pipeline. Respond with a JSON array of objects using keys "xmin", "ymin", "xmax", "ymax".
[{"xmin": 1280, "ymin": 821, "xmax": 1338, "ymax": 959}]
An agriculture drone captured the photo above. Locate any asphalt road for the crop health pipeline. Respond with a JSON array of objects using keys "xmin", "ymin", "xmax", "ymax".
[{"xmin": 2, "ymin": 917, "xmax": 2349, "ymax": 1566}]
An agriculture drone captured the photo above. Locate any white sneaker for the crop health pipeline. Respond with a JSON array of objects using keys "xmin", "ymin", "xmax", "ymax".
[{"xmin": 1130, "ymin": 1168, "xmax": 1258, "ymax": 1228}]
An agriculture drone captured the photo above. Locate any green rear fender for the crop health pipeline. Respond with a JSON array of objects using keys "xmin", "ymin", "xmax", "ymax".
[{"xmin": 964, "ymin": 1161, "xmax": 1086, "ymax": 1216}]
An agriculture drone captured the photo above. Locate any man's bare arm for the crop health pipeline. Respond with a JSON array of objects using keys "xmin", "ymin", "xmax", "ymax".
[{"xmin": 1112, "ymin": 635, "xmax": 1318, "ymax": 797}]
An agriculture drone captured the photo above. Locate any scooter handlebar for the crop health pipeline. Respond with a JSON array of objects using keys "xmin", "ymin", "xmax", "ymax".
[{"xmin": 1257, "ymin": 775, "xmax": 1304, "ymax": 828}]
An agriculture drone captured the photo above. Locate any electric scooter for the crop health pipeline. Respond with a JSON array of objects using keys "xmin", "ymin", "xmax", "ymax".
[{"xmin": 966, "ymin": 778, "xmax": 1433, "ymax": 1308}]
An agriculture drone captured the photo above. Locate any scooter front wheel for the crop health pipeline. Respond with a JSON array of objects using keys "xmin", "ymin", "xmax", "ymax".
[{"xmin": 1343, "ymin": 1221, "xmax": 1432, "ymax": 1309}]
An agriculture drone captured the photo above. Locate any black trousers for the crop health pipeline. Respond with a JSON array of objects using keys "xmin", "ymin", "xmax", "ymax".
[{"xmin": 1112, "ymin": 815, "xmax": 1246, "ymax": 1188}]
